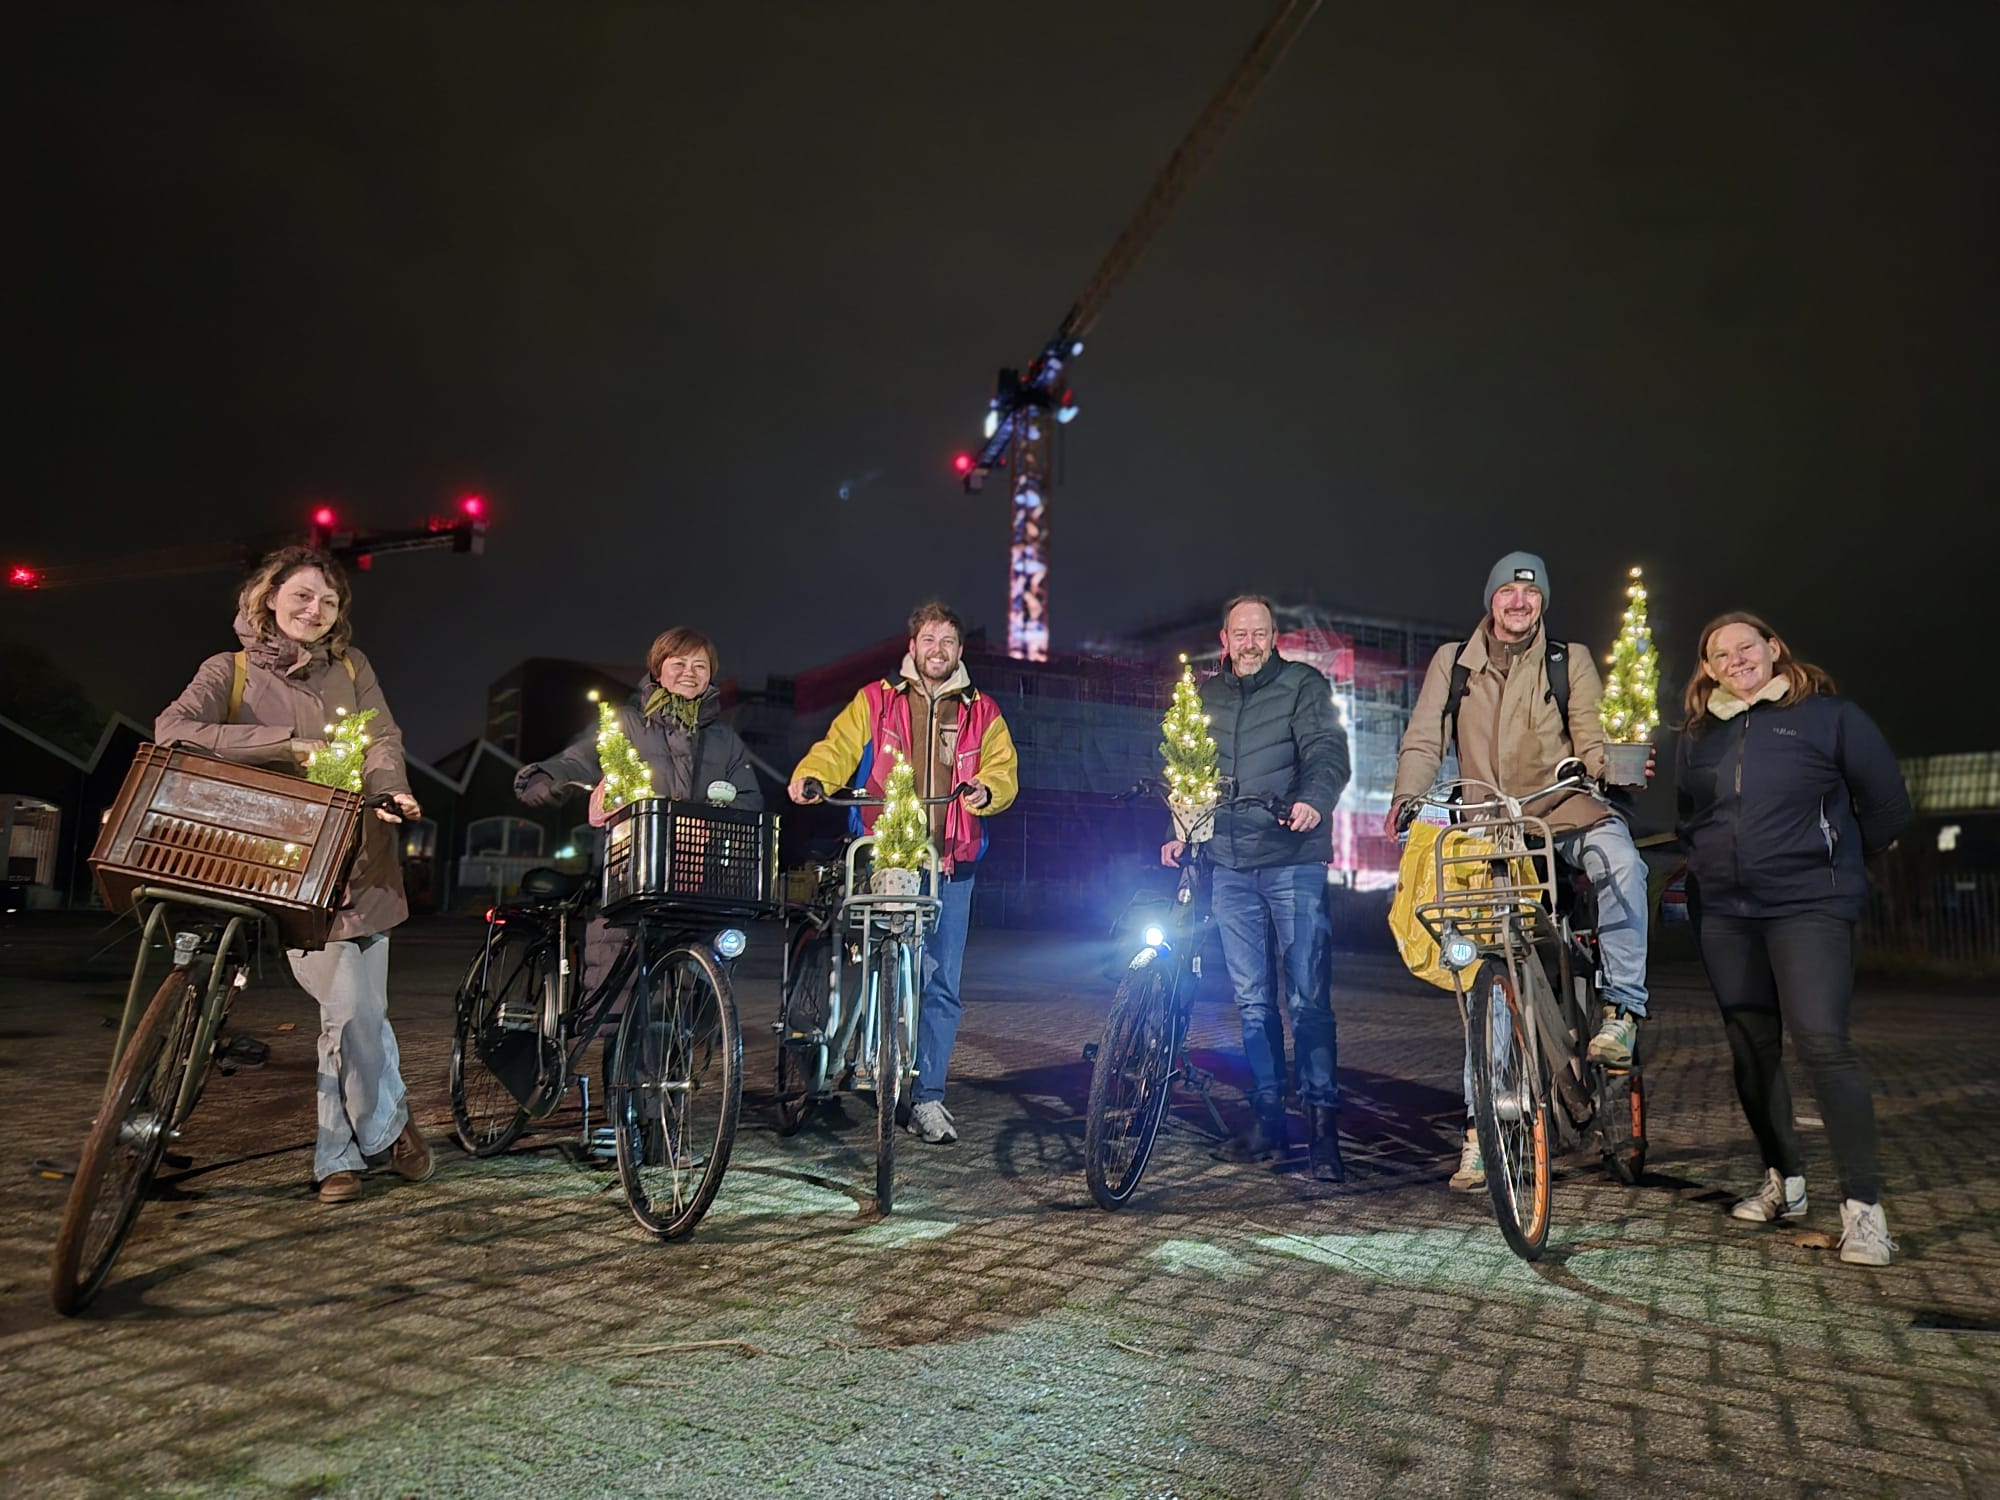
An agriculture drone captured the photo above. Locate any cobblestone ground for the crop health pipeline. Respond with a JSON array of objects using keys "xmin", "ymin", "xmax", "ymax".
[{"xmin": 1, "ymin": 914, "xmax": 1996, "ymax": 1499}]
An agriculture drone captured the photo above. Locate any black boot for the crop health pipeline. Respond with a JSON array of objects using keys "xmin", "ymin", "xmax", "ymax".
[
  {"xmin": 1308, "ymin": 1106, "xmax": 1344, "ymax": 1184},
  {"xmin": 1221, "ymin": 1095, "xmax": 1289, "ymax": 1164}
]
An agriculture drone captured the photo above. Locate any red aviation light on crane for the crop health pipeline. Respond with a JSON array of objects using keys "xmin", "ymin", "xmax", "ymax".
[
  {"xmin": 459, "ymin": 494, "xmax": 486, "ymax": 520},
  {"xmin": 952, "ymin": 453, "xmax": 975, "ymax": 475},
  {"xmin": 7, "ymin": 564, "xmax": 41, "ymax": 589},
  {"xmin": 312, "ymin": 506, "xmax": 337, "ymax": 529}
]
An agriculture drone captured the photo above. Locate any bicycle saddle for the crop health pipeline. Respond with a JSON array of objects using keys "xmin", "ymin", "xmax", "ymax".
[{"xmin": 519, "ymin": 867, "xmax": 587, "ymax": 901}]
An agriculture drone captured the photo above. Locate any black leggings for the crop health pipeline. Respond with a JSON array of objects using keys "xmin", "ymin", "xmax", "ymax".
[{"xmin": 1696, "ymin": 911, "xmax": 1881, "ymax": 1205}]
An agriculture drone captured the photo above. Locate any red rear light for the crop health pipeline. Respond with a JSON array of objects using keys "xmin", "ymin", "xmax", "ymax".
[{"xmin": 484, "ymin": 908, "xmax": 505, "ymax": 925}]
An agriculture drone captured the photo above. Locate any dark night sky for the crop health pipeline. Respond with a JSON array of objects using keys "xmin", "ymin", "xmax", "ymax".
[{"xmin": 8, "ymin": 3, "xmax": 1996, "ymax": 759}]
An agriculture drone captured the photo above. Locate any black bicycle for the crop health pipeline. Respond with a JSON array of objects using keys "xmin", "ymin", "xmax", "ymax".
[
  {"xmin": 452, "ymin": 788, "xmax": 776, "ymax": 1239},
  {"xmin": 1081, "ymin": 780, "xmax": 1286, "ymax": 1209}
]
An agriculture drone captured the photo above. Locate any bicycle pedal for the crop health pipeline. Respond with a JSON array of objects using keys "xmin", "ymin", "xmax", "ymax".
[{"xmin": 1081, "ymin": 1042, "xmax": 1099, "ymax": 1063}]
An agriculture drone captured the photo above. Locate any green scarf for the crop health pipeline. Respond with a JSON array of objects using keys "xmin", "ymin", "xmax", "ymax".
[{"xmin": 644, "ymin": 687, "xmax": 703, "ymax": 733}]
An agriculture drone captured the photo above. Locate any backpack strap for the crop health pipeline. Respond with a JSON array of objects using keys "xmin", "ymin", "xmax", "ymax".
[
  {"xmin": 1544, "ymin": 636, "xmax": 1571, "ymax": 729},
  {"xmin": 1440, "ymin": 642, "xmax": 1474, "ymax": 749},
  {"xmin": 231, "ymin": 651, "xmax": 354, "ymax": 724}
]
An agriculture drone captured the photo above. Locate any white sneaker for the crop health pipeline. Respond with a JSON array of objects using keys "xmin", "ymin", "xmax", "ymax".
[
  {"xmin": 1448, "ymin": 1128, "xmax": 1484, "ymax": 1192},
  {"xmin": 907, "ymin": 1100, "xmax": 958, "ymax": 1144},
  {"xmin": 1730, "ymin": 1168, "xmax": 1808, "ymax": 1223},
  {"xmin": 1838, "ymin": 1199, "xmax": 1894, "ymax": 1267}
]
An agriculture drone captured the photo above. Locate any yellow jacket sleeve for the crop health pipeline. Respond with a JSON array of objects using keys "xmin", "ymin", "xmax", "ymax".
[
  {"xmin": 973, "ymin": 711, "xmax": 1019, "ymax": 815},
  {"xmin": 791, "ymin": 689, "xmax": 873, "ymax": 789}
]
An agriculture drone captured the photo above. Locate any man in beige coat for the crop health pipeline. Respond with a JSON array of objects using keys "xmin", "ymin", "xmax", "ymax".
[{"xmin": 1390, "ymin": 551, "xmax": 1651, "ymax": 1191}]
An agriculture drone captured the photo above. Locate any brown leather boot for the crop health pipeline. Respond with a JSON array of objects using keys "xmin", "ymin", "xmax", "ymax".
[
  {"xmin": 317, "ymin": 1171, "xmax": 364, "ymax": 1204},
  {"xmin": 390, "ymin": 1116, "xmax": 434, "ymax": 1183}
]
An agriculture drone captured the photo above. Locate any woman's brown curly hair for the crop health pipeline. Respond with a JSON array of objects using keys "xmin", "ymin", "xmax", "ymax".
[{"xmin": 238, "ymin": 547, "xmax": 353, "ymax": 658}]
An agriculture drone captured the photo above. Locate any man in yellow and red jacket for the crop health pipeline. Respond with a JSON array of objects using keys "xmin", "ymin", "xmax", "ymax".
[{"xmin": 789, "ymin": 601, "xmax": 1019, "ymax": 1145}]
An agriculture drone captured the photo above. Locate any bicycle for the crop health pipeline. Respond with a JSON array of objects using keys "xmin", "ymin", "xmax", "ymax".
[
  {"xmin": 1081, "ymin": 779, "xmax": 1288, "ymax": 1210},
  {"xmin": 1406, "ymin": 762, "xmax": 1647, "ymax": 1261},
  {"xmin": 451, "ymin": 785, "xmax": 776, "ymax": 1239},
  {"xmin": 50, "ymin": 743, "xmax": 395, "ymax": 1315},
  {"xmin": 772, "ymin": 778, "xmax": 965, "ymax": 1215}
]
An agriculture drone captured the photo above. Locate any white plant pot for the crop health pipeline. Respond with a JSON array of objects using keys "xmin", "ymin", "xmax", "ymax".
[
  {"xmin": 1169, "ymin": 797, "xmax": 1216, "ymax": 844},
  {"xmin": 871, "ymin": 866, "xmax": 923, "ymax": 897}
]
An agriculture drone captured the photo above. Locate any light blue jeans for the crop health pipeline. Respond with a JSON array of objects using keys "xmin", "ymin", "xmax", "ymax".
[{"xmin": 287, "ymin": 934, "xmax": 410, "ymax": 1180}]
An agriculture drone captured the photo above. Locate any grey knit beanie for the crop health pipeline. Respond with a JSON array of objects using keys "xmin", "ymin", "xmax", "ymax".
[{"xmin": 1484, "ymin": 551, "xmax": 1550, "ymax": 610}]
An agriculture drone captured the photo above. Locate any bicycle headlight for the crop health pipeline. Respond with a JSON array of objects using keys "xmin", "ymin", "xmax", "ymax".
[
  {"xmin": 1143, "ymin": 925, "xmax": 1166, "ymax": 948},
  {"xmin": 713, "ymin": 928, "xmax": 748, "ymax": 961},
  {"xmin": 1440, "ymin": 926, "xmax": 1480, "ymax": 973}
]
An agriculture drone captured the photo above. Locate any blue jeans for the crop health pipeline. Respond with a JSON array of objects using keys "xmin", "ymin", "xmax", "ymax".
[
  {"xmin": 1460, "ymin": 815, "xmax": 1651, "ymax": 1117},
  {"xmin": 914, "ymin": 870, "xmax": 975, "ymax": 1104},
  {"xmin": 1209, "ymin": 863, "xmax": 1338, "ymax": 1107},
  {"xmin": 1558, "ymin": 817, "xmax": 1649, "ymax": 1017}
]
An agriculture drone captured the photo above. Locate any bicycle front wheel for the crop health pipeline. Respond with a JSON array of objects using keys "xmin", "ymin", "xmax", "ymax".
[
  {"xmin": 1469, "ymin": 959, "xmax": 1552, "ymax": 1261},
  {"xmin": 612, "ymin": 944, "xmax": 742, "ymax": 1239},
  {"xmin": 1083, "ymin": 963, "xmax": 1177, "ymax": 1210},
  {"xmin": 873, "ymin": 936, "xmax": 909, "ymax": 1216},
  {"xmin": 448, "ymin": 927, "xmax": 546, "ymax": 1156},
  {"xmin": 50, "ymin": 970, "xmax": 204, "ymax": 1314}
]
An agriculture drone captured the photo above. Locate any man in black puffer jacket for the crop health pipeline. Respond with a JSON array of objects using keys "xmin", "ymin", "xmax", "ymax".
[{"xmin": 1161, "ymin": 595, "xmax": 1352, "ymax": 1180}]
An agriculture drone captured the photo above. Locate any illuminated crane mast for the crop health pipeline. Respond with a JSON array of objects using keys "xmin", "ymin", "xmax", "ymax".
[{"xmin": 956, "ymin": 0, "xmax": 1322, "ymax": 660}]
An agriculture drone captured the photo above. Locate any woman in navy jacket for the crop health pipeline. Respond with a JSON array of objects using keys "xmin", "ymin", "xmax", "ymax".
[{"xmin": 1677, "ymin": 612, "xmax": 1910, "ymax": 1266}]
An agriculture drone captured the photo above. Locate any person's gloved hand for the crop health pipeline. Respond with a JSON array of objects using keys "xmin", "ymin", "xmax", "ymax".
[{"xmin": 516, "ymin": 767, "xmax": 561, "ymax": 808}]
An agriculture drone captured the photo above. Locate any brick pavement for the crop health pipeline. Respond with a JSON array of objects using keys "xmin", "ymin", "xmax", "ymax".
[{"xmin": 0, "ymin": 915, "xmax": 1996, "ymax": 1498}]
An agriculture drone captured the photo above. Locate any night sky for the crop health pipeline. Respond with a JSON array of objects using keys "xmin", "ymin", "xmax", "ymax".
[{"xmin": 8, "ymin": 3, "xmax": 1995, "ymax": 760}]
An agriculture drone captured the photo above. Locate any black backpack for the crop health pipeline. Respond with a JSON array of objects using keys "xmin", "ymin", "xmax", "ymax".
[{"xmin": 1440, "ymin": 631, "xmax": 1573, "ymax": 752}]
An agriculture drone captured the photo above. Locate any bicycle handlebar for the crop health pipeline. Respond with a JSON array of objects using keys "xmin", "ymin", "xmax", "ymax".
[
  {"xmin": 1119, "ymin": 778, "xmax": 1291, "ymax": 820},
  {"xmin": 797, "ymin": 777, "xmax": 976, "ymax": 808}
]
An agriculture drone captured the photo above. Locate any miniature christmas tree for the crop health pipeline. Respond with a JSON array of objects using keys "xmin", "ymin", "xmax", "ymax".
[
  {"xmin": 1600, "ymin": 566, "xmax": 1660, "ymax": 745},
  {"xmin": 1161, "ymin": 654, "xmax": 1219, "ymax": 839},
  {"xmin": 872, "ymin": 752, "xmax": 929, "ymax": 871},
  {"xmin": 305, "ymin": 706, "xmax": 376, "ymax": 792},
  {"xmin": 593, "ymin": 694, "xmax": 654, "ymax": 814}
]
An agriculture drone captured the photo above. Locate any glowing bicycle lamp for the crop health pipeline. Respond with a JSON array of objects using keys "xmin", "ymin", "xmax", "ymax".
[
  {"xmin": 713, "ymin": 929, "xmax": 748, "ymax": 961},
  {"xmin": 1439, "ymin": 926, "xmax": 1480, "ymax": 973},
  {"xmin": 1143, "ymin": 925, "xmax": 1167, "ymax": 948}
]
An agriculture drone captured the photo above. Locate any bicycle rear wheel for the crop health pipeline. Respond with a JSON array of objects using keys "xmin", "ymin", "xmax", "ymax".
[
  {"xmin": 50, "ymin": 970, "xmax": 203, "ymax": 1314},
  {"xmin": 1469, "ymin": 959, "xmax": 1552, "ymax": 1261},
  {"xmin": 1083, "ymin": 963, "xmax": 1177, "ymax": 1210},
  {"xmin": 873, "ymin": 936, "xmax": 908, "ymax": 1216},
  {"xmin": 775, "ymin": 929, "xmax": 830, "ymax": 1135},
  {"xmin": 448, "ymin": 927, "xmax": 547, "ymax": 1156},
  {"xmin": 612, "ymin": 944, "xmax": 741, "ymax": 1239}
]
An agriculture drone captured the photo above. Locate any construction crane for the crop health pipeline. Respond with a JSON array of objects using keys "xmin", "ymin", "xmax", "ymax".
[
  {"xmin": 956, "ymin": 0, "xmax": 1322, "ymax": 661},
  {"xmin": 6, "ymin": 497, "xmax": 490, "ymax": 591}
]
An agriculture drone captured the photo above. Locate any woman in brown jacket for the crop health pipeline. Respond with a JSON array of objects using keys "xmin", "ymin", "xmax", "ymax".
[{"xmin": 156, "ymin": 547, "xmax": 433, "ymax": 1204}]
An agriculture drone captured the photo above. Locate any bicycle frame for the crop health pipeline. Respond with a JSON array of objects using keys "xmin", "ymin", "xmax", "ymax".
[
  {"xmin": 114, "ymin": 886, "xmax": 264, "ymax": 1126},
  {"xmin": 1413, "ymin": 800, "xmax": 1598, "ymax": 1146},
  {"xmin": 804, "ymin": 835, "xmax": 940, "ymax": 1091}
]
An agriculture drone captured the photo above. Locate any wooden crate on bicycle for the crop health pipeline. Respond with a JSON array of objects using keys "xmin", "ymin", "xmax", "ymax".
[
  {"xmin": 90, "ymin": 744, "xmax": 367, "ymax": 950},
  {"xmin": 601, "ymin": 799, "xmax": 780, "ymax": 920}
]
